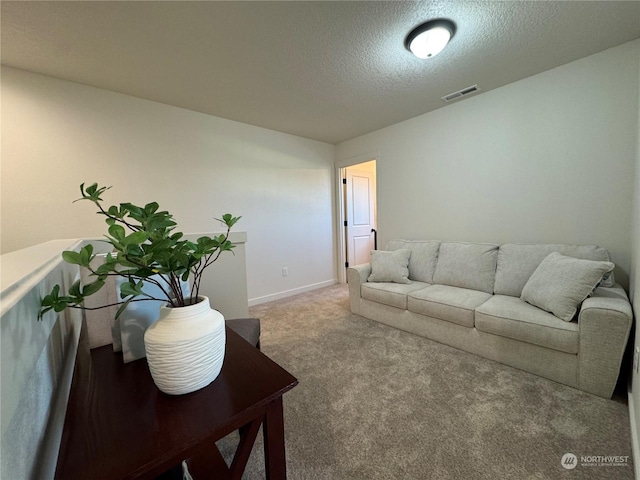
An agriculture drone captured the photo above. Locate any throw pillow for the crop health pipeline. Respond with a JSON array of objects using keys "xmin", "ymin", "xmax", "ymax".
[
  {"xmin": 367, "ymin": 249, "xmax": 411, "ymax": 284},
  {"xmin": 521, "ymin": 252, "xmax": 614, "ymax": 322}
]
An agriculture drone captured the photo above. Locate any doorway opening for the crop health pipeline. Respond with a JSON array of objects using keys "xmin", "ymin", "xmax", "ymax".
[{"xmin": 338, "ymin": 160, "xmax": 377, "ymax": 283}]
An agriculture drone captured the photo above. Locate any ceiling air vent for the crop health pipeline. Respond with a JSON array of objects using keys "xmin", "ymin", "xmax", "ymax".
[{"xmin": 442, "ymin": 84, "xmax": 480, "ymax": 103}]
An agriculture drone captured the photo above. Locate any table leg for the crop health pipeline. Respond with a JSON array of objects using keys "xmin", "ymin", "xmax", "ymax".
[
  {"xmin": 263, "ymin": 396, "xmax": 287, "ymax": 480},
  {"xmin": 229, "ymin": 418, "xmax": 262, "ymax": 479},
  {"xmin": 184, "ymin": 442, "xmax": 230, "ymax": 480}
]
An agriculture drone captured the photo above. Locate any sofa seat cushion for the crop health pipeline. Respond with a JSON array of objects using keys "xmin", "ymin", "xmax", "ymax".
[
  {"xmin": 407, "ymin": 285, "xmax": 491, "ymax": 328},
  {"xmin": 362, "ymin": 282, "xmax": 431, "ymax": 309},
  {"xmin": 475, "ymin": 295, "xmax": 579, "ymax": 354}
]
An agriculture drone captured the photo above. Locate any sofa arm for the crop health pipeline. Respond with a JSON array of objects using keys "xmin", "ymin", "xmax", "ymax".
[
  {"xmin": 347, "ymin": 264, "xmax": 371, "ymax": 315},
  {"xmin": 577, "ymin": 285, "xmax": 633, "ymax": 398}
]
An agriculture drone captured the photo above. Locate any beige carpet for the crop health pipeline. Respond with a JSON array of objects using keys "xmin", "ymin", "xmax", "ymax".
[{"xmin": 218, "ymin": 284, "xmax": 634, "ymax": 479}]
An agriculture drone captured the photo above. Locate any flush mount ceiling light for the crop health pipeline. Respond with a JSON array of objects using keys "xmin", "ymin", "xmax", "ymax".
[{"xmin": 405, "ymin": 19, "xmax": 456, "ymax": 59}]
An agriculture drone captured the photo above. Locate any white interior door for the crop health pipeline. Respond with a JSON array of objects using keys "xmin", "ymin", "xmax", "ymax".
[{"xmin": 345, "ymin": 168, "xmax": 375, "ymax": 267}]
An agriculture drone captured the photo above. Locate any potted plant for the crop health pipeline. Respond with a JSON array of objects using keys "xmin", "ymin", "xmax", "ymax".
[{"xmin": 40, "ymin": 183, "xmax": 241, "ymax": 395}]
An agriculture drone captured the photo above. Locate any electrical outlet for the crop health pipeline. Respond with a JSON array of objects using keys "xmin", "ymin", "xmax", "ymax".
[{"xmin": 282, "ymin": 267, "xmax": 288, "ymax": 277}]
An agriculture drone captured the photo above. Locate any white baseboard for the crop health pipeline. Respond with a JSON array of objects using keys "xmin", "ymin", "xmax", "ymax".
[
  {"xmin": 629, "ymin": 383, "xmax": 640, "ymax": 480},
  {"xmin": 248, "ymin": 279, "xmax": 338, "ymax": 306}
]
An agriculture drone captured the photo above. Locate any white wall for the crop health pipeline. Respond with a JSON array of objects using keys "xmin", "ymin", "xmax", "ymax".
[
  {"xmin": 628, "ymin": 39, "xmax": 640, "ymax": 476},
  {"xmin": 1, "ymin": 67, "xmax": 337, "ymax": 304},
  {"xmin": 337, "ymin": 40, "xmax": 640, "ymax": 289}
]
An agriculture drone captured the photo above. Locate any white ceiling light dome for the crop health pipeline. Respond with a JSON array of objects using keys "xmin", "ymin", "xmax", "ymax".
[{"xmin": 405, "ymin": 19, "xmax": 456, "ymax": 59}]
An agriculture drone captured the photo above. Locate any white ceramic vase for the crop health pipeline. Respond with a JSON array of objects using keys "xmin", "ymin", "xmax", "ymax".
[{"xmin": 143, "ymin": 296, "xmax": 225, "ymax": 395}]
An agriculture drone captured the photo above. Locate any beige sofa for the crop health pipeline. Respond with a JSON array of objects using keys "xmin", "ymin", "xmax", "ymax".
[{"xmin": 348, "ymin": 240, "xmax": 633, "ymax": 398}]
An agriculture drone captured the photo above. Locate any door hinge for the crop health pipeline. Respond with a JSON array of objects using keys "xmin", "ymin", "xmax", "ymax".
[
  {"xmin": 344, "ymin": 220, "xmax": 348, "ymax": 227},
  {"xmin": 345, "ymin": 261, "xmax": 349, "ymax": 268},
  {"xmin": 342, "ymin": 178, "xmax": 347, "ymax": 184}
]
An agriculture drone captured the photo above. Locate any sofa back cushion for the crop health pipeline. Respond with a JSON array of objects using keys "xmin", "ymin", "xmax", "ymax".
[
  {"xmin": 495, "ymin": 243, "xmax": 612, "ymax": 297},
  {"xmin": 432, "ymin": 242, "xmax": 499, "ymax": 294},
  {"xmin": 386, "ymin": 240, "xmax": 440, "ymax": 283}
]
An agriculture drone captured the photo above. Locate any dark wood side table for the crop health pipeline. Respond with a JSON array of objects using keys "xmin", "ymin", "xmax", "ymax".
[{"xmin": 54, "ymin": 324, "xmax": 298, "ymax": 480}]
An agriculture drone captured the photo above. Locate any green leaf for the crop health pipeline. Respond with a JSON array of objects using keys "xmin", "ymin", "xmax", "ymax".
[
  {"xmin": 144, "ymin": 202, "xmax": 159, "ymax": 214},
  {"xmin": 61, "ymin": 251, "xmax": 82, "ymax": 265},
  {"xmin": 82, "ymin": 279, "xmax": 105, "ymax": 297},
  {"xmin": 75, "ymin": 183, "xmax": 111, "ymax": 204},
  {"xmin": 69, "ymin": 280, "xmax": 82, "ymax": 298},
  {"xmin": 95, "ymin": 262, "xmax": 114, "ymax": 275},
  {"xmin": 79, "ymin": 245, "xmax": 94, "ymax": 265},
  {"xmin": 120, "ymin": 203, "xmax": 143, "ymax": 217},
  {"xmin": 115, "ymin": 297, "xmax": 134, "ymax": 319},
  {"xmin": 39, "ymin": 282, "xmax": 75, "ymax": 319},
  {"xmin": 119, "ymin": 280, "xmax": 143, "ymax": 299},
  {"xmin": 53, "ymin": 303, "xmax": 68, "ymax": 313},
  {"xmin": 123, "ymin": 231, "xmax": 148, "ymax": 245},
  {"xmin": 108, "ymin": 224, "xmax": 126, "ymax": 241},
  {"xmin": 217, "ymin": 214, "xmax": 241, "ymax": 228}
]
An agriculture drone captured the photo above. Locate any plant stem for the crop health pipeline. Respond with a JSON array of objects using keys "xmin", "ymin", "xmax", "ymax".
[
  {"xmin": 192, "ymin": 257, "xmax": 206, "ymax": 301},
  {"xmin": 94, "ymin": 202, "xmax": 142, "ymax": 233},
  {"xmin": 86, "ymin": 264, "xmax": 175, "ymax": 306},
  {"xmin": 68, "ymin": 297, "xmax": 168, "ymax": 310}
]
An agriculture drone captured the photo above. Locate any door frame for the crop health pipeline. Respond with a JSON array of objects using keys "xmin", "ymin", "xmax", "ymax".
[{"xmin": 335, "ymin": 152, "xmax": 379, "ymax": 284}]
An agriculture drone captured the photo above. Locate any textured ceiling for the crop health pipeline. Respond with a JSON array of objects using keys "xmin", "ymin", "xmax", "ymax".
[{"xmin": 2, "ymin": 1, "xmax": 639, "ymax": 144}]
